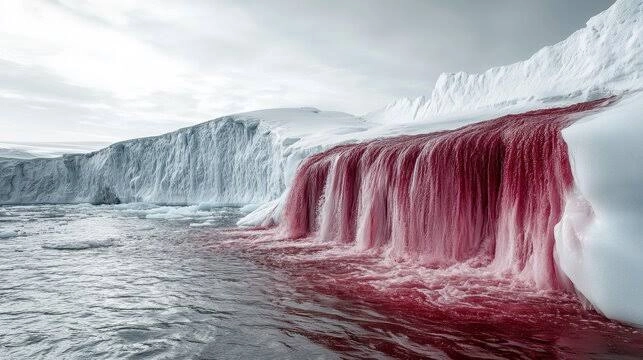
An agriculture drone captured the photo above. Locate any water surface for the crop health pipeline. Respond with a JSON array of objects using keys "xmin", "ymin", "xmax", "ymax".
[{"xmin": 1, "ymin": 204, "xmax": 641, "ymax": 359}]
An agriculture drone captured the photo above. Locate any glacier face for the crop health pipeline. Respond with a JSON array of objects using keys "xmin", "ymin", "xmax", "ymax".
[
  {"xmin": 0, "ymin": 108, "xmax": 363, "ymax": 205},
  {"xmin": 368, "ymin": 0, "xmax": 642, "ymax": 124},
  {"xmin": 556, "ymin": 92, "xmax": 643, "ymax": 326},
  {"xmin": 0, "ymin": 117, "xmax": 281, "ymax": 205}
]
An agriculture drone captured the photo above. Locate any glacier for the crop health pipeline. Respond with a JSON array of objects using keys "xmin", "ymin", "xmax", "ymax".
[
  {"xmin": 556, "ymin": 92, "xmax": 643, "ymax": 326},
  {"xmin": 0, "ymin": 108, "xmax": 365, "ymax": 205},
  {"xmin": 0, "ymin": 0, "xmax": 641, "ymax": 327}
]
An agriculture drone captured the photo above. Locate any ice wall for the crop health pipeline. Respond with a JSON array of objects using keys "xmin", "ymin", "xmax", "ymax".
[
  {"xmin": 368, "ymin": 0, "xmax": 642, "ymax": 124},
  {"xmin": 0, "ymin": 108, "xmax": 363, "ymax": 205},
  {"xmin": 556, "ymin": 93, "xmax": 643, "ymax": 326}
]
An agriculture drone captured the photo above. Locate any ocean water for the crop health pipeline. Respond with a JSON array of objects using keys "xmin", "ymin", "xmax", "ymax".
[{"xmin": 1, "ymin": 204, "xmax": 641, "ymax": 359}]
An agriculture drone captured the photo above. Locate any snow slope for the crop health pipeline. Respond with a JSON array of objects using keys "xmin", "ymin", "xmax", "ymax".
[
  {"xmin": 0, "ymin": 108, "xmax": 364, "ymax": 205},
  {"xmin": 368, "ymin": 0, "xmax": 642, "ymax": 124}
]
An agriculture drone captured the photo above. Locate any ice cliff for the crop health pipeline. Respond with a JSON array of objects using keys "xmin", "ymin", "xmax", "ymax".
[{"xmin": 0, "ymin": 108, "xmax": 364, "ymax": 205}]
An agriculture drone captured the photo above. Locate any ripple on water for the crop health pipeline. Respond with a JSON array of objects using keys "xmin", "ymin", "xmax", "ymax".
[
  {"xmin": 41, "ymin": 239, "xmax": 118, "ymax": 251},
  {"xmin": 0, "ymin": 230, "xmax": 19, "ymax": 239}
]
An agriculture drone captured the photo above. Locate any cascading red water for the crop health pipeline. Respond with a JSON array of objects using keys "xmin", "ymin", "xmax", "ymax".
[
  {"xmin": 280, "ymin": 99, "xmax": 611, "ymax": 290},
  {"xmin": 213, "ymin": 98, "xmax": 642, "ymax": 358}
]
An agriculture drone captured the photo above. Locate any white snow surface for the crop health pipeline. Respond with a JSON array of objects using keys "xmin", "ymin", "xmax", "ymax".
[
  {"xmin": 368, "ymin": 0, "xmax": 642, "ymax": 124},
  {"xmin": 556, "ymin": 92, "xmax": 643, "ymax": 327}
]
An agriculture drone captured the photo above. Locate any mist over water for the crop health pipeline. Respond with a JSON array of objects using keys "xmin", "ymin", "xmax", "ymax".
[{"xmin": 1, "ymin": 204, "xmax": 641, "ymax": 359}]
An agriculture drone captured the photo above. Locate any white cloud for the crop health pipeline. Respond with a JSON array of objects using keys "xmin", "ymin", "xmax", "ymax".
[{"xmin": 0, "ymin": 0, "xmax": 613, "ymax": 143}]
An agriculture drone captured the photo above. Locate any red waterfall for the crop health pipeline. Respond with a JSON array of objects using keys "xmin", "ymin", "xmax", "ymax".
[{"xmin": 279, "ymin": 99, "xmax": 611, "ymax": 290}]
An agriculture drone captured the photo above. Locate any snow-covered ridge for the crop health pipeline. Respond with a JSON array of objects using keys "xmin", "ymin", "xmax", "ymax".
[
  {"xmin": 369, "ymin": 0, "xmax": 642, "ymax": 124},
  {"xmin": 0, "ymin": 108, "xmax": 364, "ymax": 205}
]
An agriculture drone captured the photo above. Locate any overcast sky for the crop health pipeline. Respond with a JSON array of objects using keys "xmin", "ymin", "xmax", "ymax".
[{"xmin": 0, "ymin": 0, "xmax": 614, "ymax": 143}]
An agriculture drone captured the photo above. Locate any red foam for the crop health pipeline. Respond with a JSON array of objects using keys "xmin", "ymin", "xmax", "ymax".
[{"xmin": 280, "ymin": 99, "xmax": 611, "ymax": 290}]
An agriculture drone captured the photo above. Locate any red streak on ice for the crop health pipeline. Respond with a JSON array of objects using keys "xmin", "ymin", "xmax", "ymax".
[{"xmin": 281, "ymin": 99, "xmax": 611, "ymax": 290}]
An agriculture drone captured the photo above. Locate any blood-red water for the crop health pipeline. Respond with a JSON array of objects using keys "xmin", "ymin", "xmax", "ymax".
[
  {"xmin": 281, "ymin": 98, "xmax": 612, "ymax": 290},
  {"xmin": 213, "ymin": 99, "xmax": 643, "ymax": 358},
  {"xmin": 214, "ymin": 230, "xmax": 643, "ymax": 359}
]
